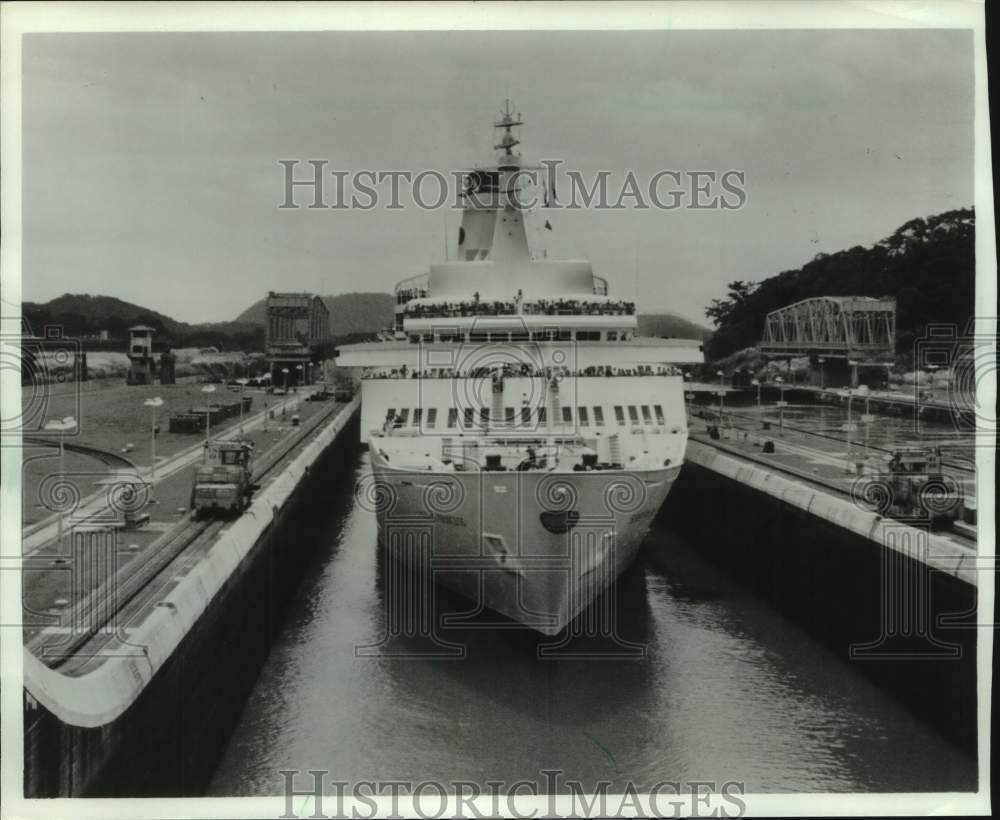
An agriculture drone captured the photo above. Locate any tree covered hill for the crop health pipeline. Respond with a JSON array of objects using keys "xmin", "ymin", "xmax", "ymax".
[
  {"xmin": 23, "ymin": 294, "xmax": 187, "ymax": 336},
  {"xmin": 637, "ymin": 313, "xmax": 713, "ymax": 341},
  {"xmin": 704, "ymin": 208, "xmax": 975, "ymax": 363},
  {"xmin": 22, "ymin": 290, "xmax": 712, "ymax": 352},
  {"xmin": 20, "ymin": 292, "xmax": 398, "ymax": 350},
  {"xmin": 22, "ymin": 293, "xmax": 265, "ymax": 350}
]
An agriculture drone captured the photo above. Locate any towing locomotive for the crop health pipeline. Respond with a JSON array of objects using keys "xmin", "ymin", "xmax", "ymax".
[
  {"xmin": 190, "ymin": 440, "xmax": 255, "ymax": 517},
  {"xmin": 879, "ymin": 446, "xmax": 965, "ymax": 527}
]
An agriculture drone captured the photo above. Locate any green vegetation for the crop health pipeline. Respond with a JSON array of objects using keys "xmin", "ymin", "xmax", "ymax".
[
  {"xmin": 704, "ymin": 208, "xmax": 975, "ymax": 365},
  {"xmin": 22, "ymin": 294, "xmax": 265, "ymax": 351},
  {"xmin": 21, "ymin": 293, "xmax": 396, "ymax": 351}
]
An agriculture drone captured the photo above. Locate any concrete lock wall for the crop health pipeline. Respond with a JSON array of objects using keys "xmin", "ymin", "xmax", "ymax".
[
  {"xmin": 23, "ymin": 401, "xmax": 360, "ymax": 797},
  {"xmin": 21, "ymin": 403, "xmax": 977, "ymax": 794},
  {"xmin": 660, "ymin": 443, "xmax": 978, "ymax": 755}
]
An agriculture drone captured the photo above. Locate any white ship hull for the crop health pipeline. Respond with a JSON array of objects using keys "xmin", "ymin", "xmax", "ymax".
[
  {"xmin": 336, "ymin": 100, "xmax": 704, "ymax": 637},
  {"xmin": 369, "ymin": 454, "xmax": 680, "ymax": 635}
]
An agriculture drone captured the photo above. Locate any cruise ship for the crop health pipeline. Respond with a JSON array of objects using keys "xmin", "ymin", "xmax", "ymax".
[{"xmin": 336, "ymin": 102, "xmax": 703, "ymax": 635}]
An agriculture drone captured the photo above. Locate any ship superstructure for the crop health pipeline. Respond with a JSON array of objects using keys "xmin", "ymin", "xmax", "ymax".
[{"xmin": 336, "ymin": 102, "xmax": 703, "ymax": 634}]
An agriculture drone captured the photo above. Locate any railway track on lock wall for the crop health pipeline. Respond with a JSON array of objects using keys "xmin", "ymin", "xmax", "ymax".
[
  {"xmin": 22, "ymin": 393, "xmax": 304, "ymax": 544},
  {"xmin": 27, "ymin": 399, "xmax": 349, "ymax": 669},
  {"xmin": 696, "ymin": 407, "xmax": 976, "ymax": 474},
  {"xmin": 687, "ymin": 431, "xmax": 978, "ymax": 549}
]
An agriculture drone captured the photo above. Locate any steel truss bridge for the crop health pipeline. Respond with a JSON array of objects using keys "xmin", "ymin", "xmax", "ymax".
[{"xmin": 760, "ymin": 296, "xmax": 896, "ymax": 361}]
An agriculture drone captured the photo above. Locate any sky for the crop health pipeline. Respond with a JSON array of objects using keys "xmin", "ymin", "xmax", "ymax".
[{"xmin": 21, "ymin": 29, "xmax": 974, "ymax": 325}]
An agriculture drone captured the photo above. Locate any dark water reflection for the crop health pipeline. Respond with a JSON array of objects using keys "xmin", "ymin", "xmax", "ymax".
[{"xmin": 209, "ymin": 450, "xmax": 975, "ymax": 795}]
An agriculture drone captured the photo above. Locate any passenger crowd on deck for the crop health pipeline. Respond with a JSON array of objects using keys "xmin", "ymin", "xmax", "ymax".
[
  {"xmin": 402, "ymin": 291, "xmax": 636, "ymax": 319},
  {"xmin": 521, "ymin": 297, "xmax": 635, "ymax": 317},
  {"xmin": 405, "ymin": 298, "xmax": 517, "ymax": 318},
  {"xmin": 396, "ymin": 287, "xmax": 429, "ymax": 305}
]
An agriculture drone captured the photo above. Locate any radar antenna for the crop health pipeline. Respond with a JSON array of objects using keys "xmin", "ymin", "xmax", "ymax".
[{"xmin": 493, "ymin": 98, "xmax": 523, "ymax": 155}]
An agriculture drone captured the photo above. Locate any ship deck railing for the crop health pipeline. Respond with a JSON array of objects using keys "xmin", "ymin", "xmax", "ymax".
[
  {"xmin": 373, "ymin": 425, "xmax": 676, "ymax": 442},
  {"xmin": 374, "ymin": 428, "xmax": 589, "ymax": 443},
  {"xmin": 362, "ymin": 365, "xmax": 681, "ymax": 379}
]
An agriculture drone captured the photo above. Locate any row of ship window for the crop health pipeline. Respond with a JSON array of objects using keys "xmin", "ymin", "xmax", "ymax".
[
  {"xmin": 406, "ymin": 330, "xmax": 631, "ymax": 342},
  {"xmin": 384, "ymin": 404, "xmax": 668, "ymax": 429}
]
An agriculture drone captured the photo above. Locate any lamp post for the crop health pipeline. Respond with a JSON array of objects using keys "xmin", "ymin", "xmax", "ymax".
[
  {"xmin": 143, "ymin": 397, "xmax": 163, "ymax": 500},
  {"xmin": 751, "ymin": 378, "xmax": 761, "ymax": 411},
  {"xmin": 263, "ymin": 381, "xmax": 269, "ymax": 432},
  {"xmin": 924, "ymin": 363, "xmax": 939, "ymax": 405},
  {"xmin": 774, "ymin": 375, "xmax": 786, "ymax": 436},
  {"xmin": 716, "ymin": 369, "xmax": 725, "ymax": 425},
  {"xmin": 235, "ymin": 378, "xmax": 248, "ymax": 435},
  {"xmin": 818, "ymin": 357, "xmax": 825, "ymax": 390},
  {"xmin": 858, "ymin": 385, "xmax": 874, "ymax": 464},
  {"xmin": 841, "ymin": 387, "xmax": 856, "ymax": 473},
  {"xmin": 282, "ymin": 367, "xmax": 289, "ymax": 393},
  {"xmin": 201, "ymin": 384, "xmax": 216, "ymax": 443},
  {"xmin": 43, "ymin": 416, "xmax": 77, "ymax": 550},
  {"xmin": 295, "ymin": 363, "xmax": 303, "ymax": 392}
]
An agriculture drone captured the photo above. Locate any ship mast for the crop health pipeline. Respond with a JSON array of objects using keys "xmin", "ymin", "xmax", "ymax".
[
  {"xmin": 456, "ymin": 100, "xmax": 532, "ymax": 263},
  {"xmin": 493, "ymin": 98, "xmax": 523, "ymax": 162},
  {"xmin": 491, "ymin": 100, "xmax": 529, "ymax": 263}
]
